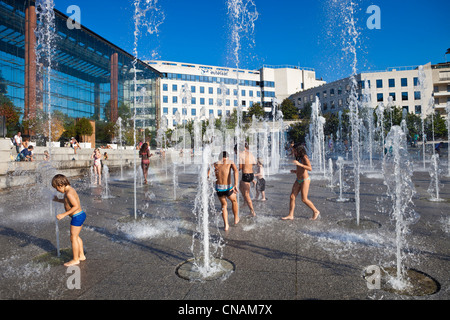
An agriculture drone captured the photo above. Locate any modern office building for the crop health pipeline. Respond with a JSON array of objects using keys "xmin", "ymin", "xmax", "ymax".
[
  {"xmin": 147, "ymin": 60, "xmax": 325, "ymax": 129},
  {"xmin": 0, "ymin": 0, "xmax": 160, "ymax": 138},
  {"xmin": 290, "ymin": 62, "xmax": 449, "ymax": 118}
]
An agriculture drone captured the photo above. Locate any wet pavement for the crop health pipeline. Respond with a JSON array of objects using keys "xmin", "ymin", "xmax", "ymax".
[{"xmin": 0, "ymin": 159, "xmax": 448, "ymax": 304}]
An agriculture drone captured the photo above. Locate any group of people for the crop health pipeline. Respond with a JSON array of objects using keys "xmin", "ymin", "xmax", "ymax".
[
  {"xmin": 51, "ymin": 140, "xmax": 320, "ymax": 267},
  {"xmin": 12, "ymin": 131, "xmax": 36, "ymax": 162},
  {"xmin": 211, "ymin": 142, "xmax": 320, "ymax": 231}
]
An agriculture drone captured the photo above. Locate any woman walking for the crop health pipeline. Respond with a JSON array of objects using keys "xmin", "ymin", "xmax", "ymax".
[
  {"xmin": 282, "ymin": 144, "xmax": 320, "ymax": 221},
  {"xmin": 139, "ymin": 142, "xmax": 153, "ymax": 184}
]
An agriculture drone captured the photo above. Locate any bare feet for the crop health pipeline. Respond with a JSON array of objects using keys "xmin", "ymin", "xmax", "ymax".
[
  {"xmin": 310, "ymin": 211, "xmax": 320, "ymax": 221},
  {"xmin": 281, "ymin": 215, "xmax": 294, "ymax": 220},
  {"xmin": 224, "ymin": 224, "xmax": 230, "ymax": 231},
  {"xmin": 234, "ymin": 217, "xmax": 240, "ymax": 225},
  {"xmin": 79, "ymin": 255, "xmax": 86, "ymax": 262},
  {"xmin": 64, "ymin": 260, "xmax": 80, "ymax": 267}
]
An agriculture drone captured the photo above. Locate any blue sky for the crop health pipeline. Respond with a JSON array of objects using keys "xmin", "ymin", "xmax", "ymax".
[{"xmin": 54, "ymin": 0, "xmax": 450, "ymax": 82}]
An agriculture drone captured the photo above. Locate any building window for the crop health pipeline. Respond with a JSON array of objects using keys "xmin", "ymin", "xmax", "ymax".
[
  {"xmin": 209, "ymin": 98, "xmax": 214, "ymax": 105},
  {"xmin": 200, "ymin": 98, "xmax": 205, "ymax": 105},
  {"xmin": 402, "ymin": 92, "xmax": 408, "ymax": 101},
  {"xmin": 172, "ymin": 84, "xmax": 177, "ymax": 92},
  {"xmin": 191, "ymin": 86, "xmax": 196, "ymax": 93},
  {"xmin": 172, "ymin": 96, "xmax": 178, "ymax": 103},
  {"xmin": 163, "ymin": 96, "xmax": 168, "ymax": 103},
  {"xmin": 413, "ymin": 77, "xmax": 419, "ymax": 86},
  {"xmin": 191, "ymin": 108, "xmax": 196, "ymax": 116},
  {"xmin": 226, "ymin": 99, "xmax": 230, "ymax": 106},
  {"xmin": 163, "ymin": 84, "xmax": 168, "ymax": 91},
  {"xmin": 209, "ymin": 109, "xmax": 214, "ymax": 115},
  {"xmin": 209, "ymin": 87, "xmax": 213, "ymax": 94},
  {"xmin": 414, "ymin": 91, "xmax": 421, "ymax": 100},
  {"xmin": 415, "ymin": 105, "xmax": 421, "ymax": 114},
  {"xmin": 377, "ymin": 93, "xmax": 383, "ymax": 102},
  {"xmin": 172, "ymin": 108, "xmax": 178, "ymax": 115},
  {"xmin": 200, "ymin": 86, "xmax": 205, "ymax": 94},
  {"xmin": 218, "ymin": 109, "xmax": 222, "ymax": 116},
  {"xmin": 163, "ymin": 107, "xmax": 168, "ymax": 114},
  {"xmin": 376, "ymin": 79, "xmax": 383, "ymax": 88},
  {"xmin": 241, "ymin": 89, "xmax": 246, "ymax": 97},
  {"xmin": 389, "ymin": 92, "xmax": 396, "ymax": 101},
  {"xmin": 402, "ymin": 106, "xmax": 409, "ymax": 114},
  {"xmin": 191, "ymin": 97, "xmax": 196, "ymax": 105},
  {"xmin": 249, "ymin": 90, "xmax": 253, "ymax": 97},
  {"xmin": 389, "ymin": 79, "xmax": 395, "ymax": 88},
  {"xmin": 401, "ymin": 78, "xmax": 408, "ymax": 87}
]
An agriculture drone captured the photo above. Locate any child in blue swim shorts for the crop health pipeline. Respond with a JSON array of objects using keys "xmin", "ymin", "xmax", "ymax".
[{"xmin": 52, "ymin": 174, "xmax": 86, "ymax": 267}]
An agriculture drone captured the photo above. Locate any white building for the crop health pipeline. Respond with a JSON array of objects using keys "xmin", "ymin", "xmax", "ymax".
[
  {"xmin": 146, "ymin": 60, "xmax": 325, "ymax": 129},
  {"xmin": 290, "ymin": 63, "xmax": 445, "ymax": 118}
]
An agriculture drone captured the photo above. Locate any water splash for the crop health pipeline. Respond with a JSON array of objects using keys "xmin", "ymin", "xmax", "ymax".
[{"xmin": 383, "ymin": 126, "xmax": 418, "ymax": 290}]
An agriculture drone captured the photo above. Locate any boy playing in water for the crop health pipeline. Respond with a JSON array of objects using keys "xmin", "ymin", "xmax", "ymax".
[
  {"xmin": 209, "ymin": 151, "xmax": 240, "ymax": 231},
  {"xmin": 52, "ymin": 174, "xmax": 86, "ymax": 267}
]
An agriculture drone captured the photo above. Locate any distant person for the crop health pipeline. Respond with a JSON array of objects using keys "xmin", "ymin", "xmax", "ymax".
[
  {"xmin": 209, "ymin": 151, "xmax": 239, "ymax": 231},
  {"xmin": 70, "ymin": 137, "xmax": 81, "ymax": 154},
  {"xmin": 282, "ymin": 144, "xmax": 320, "ymax": 221},
  {"xmin": 435, "ymin": 142, "xmax": 442, "ymax": 156},
  {"xmin": 43, "ymin": 150, "xmax": 50, "ymax": 161},
  {"xmin": 254, "ymin": 158, "xmax": 266, "ymax": 201},
  {"xmin": 139, "ymin": 142, "xmax": 153, "ymax": 185},
  {"xmin": 13, "ymin": 132, "xmax": 22, "ymax": 154},
  {"xmin": 91, "ymin": 148, "xmax": 102, "ymax": 185},
  {"xmin": 52, "ymin": 174, "xmax": 86, "ymax": 267},
  {"xmin": 235, "ymin": 143, "xmax": 256, "ymax": 217},
  {"xmin": 18, "ymin": 145, "xmax": 34, "ymax": 162}
]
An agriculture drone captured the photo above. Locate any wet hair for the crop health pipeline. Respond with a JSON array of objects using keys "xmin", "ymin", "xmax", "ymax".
[
  {"xmin": 220, "ymin": 151, "xmax": 229, "ymax": 160},
  {"xmin": 294, "ymin": 143, "xmax": 307, "ymax": 161},
  {"xmin": 140, "ymin": 142, "xmax": 149, "ymax": 154},
  {"xmin": 52, "ymin": 174, "xmax": 71, "ymax": 189}
]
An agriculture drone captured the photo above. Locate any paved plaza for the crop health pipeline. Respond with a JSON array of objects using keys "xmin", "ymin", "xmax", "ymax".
[{"xmin": 0, "ymin": 158, "xmax": 448, "ymax": 303}]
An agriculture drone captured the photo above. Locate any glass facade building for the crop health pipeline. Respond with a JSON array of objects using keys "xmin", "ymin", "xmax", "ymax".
[{"xmin": 0, "ymin": 0, "xmax": 160, "ymax": 137}]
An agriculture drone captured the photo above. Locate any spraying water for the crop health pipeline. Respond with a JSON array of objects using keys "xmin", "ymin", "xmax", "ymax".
[
  {"xmin": 132, "ymin": 0, "xmax": 165, "ymax": 219},
  {"xmin": 343, "ymin": 0, "xmax": 361, "ymax": 225},
  {"xmin": 383, "ymin": 126, "xmax": 417, "ymax": 290},
  {"xmin": 417, "ymin": 65, "xmax": 427, "ymax": 169},
  {"xmin": 428, "ymin": 154, "xmax": 443, "ymax": 202}
]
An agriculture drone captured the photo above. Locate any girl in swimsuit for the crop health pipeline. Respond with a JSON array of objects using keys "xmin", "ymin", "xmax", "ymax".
[
  {"xmin": 139, "ymin": 142, "xmax": 153, "ymax": 184},
  {"xmin": 282, "ymin": 144, "xmax": 320, "ymax": 221},
  {"xmin": 91, "ymin": 148, "xmax": 102, "ymax": 185}
]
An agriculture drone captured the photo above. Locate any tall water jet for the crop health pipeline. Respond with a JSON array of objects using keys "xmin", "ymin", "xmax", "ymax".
[
  {"xmin": 35, "ymin": 0, "xmax": 56, "ymax": 153},
  {"xmin": 226, "ymin": 0, "xmax": 258, "ymax": 180},
  {"xmin": 417, "ymin": 65, "xmax": 427, "ymax": 169},
  {"xmin": 344, "ymin": 0, "xmax": 361, "ymax": 225},
  {"xmin": 383, "ymin": 126, "xmax": 418, "ymax": 291},
  {"xmin": 428, "ymin": 154, "xmax": 443, "ymax": 202},
  {"xmin": 132, "ymin": 0, "xmax": 165, "ymax": 219},
  {"xmin": 176, "ymin": 145, "xmax": 234, "ymax": 281},
  {"xmin": 309, "ymin": 97, "xmax": 326, "ymax": 174}
]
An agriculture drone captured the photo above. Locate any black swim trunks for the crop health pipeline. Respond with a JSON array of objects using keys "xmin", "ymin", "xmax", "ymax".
[
  {"xmin": 216, "ymin": 185, "xmax": 234, "ymax": 198},
  {"xmin": 242, "ymin": 173, "xmax": 254, "ymax": 183}
]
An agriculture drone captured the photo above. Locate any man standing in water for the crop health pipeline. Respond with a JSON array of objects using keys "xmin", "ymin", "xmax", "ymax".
[
  {"xmin": 210, "ymin": 151, "xmax": 239, "ymax": 231},
  {"xmin": 235, "ymin": 143, "xmax": 257, "ymax": 217}
]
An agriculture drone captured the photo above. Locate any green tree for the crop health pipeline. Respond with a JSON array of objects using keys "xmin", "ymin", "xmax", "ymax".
[
  {"xmin": 245, "ymin": 102, "xmax": 265, "ymax": 121},
  {"xmin": 280, "ymin": 98, "xmax": 298, "ymax": 120},
  {"xmin": 75, "ymin": 117, "xmax": 94, "ymax": 142}
]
